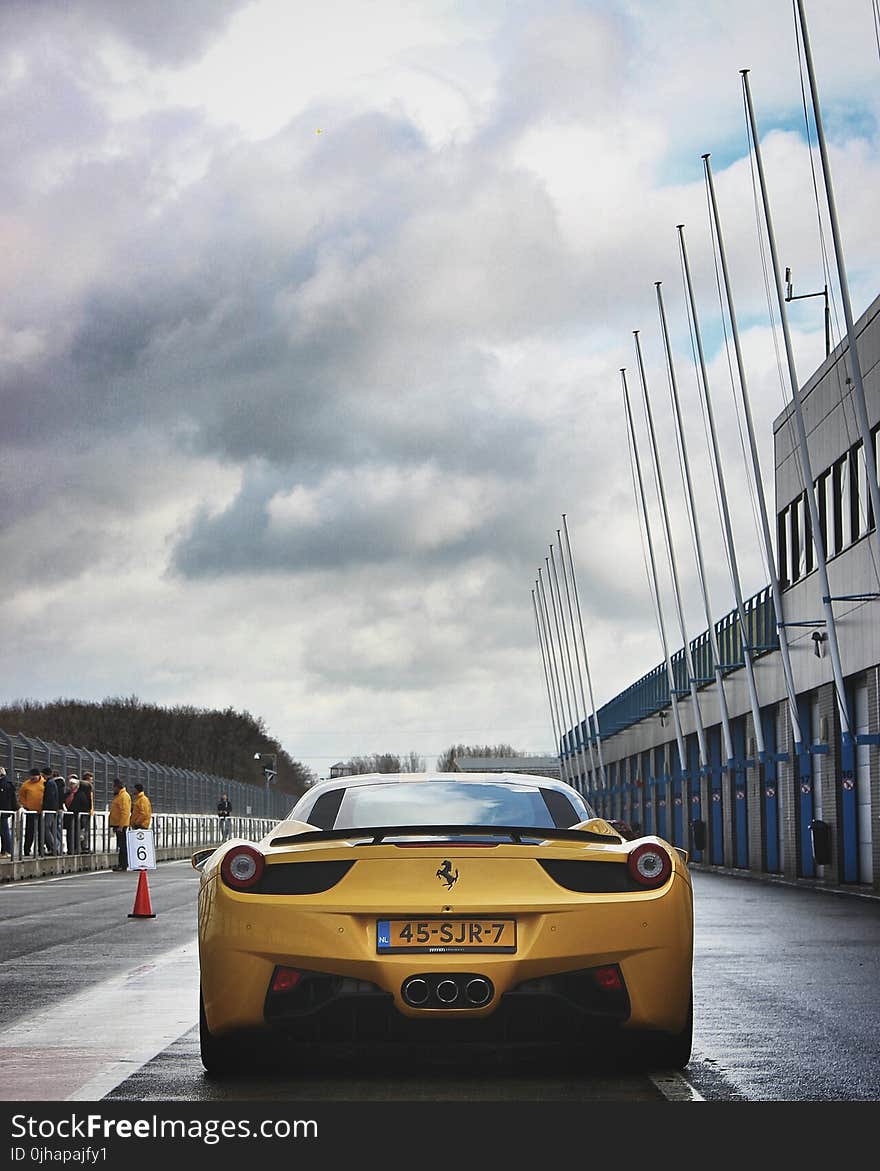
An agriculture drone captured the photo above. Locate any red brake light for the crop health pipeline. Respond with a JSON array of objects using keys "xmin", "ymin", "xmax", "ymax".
[
  {"xmin": 626, "ymin": 842, "xmax": 673, "ymax": 888},
  {"xmin": 220, "ymin": 845, "xmax": 265, "ymax": 890},
  {"xmin": 593, "ymin": 965, "xmax": 624, "ymax": 991},
  {"xmin": 271, "ymin": 967, "xmax": 303, "ymax": 993}
]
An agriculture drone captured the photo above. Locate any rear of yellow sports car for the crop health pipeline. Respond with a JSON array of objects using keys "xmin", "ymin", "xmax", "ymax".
[{"xmin": 197, "ymin": 824, "xmax": 693, "ymax": 1071}]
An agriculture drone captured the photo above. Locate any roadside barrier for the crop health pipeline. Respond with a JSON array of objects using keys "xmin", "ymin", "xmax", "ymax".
[{"xmin": 0, "ymin": 809, "xmax": 276, "ymax": 882}]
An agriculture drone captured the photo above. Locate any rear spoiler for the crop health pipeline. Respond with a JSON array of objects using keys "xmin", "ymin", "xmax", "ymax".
[{"xmin": 270, "ymin": 823, "xmax": 622, "ymax": 847}]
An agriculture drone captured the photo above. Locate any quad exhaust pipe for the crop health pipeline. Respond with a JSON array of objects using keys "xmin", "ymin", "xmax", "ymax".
[
  {"xmin": 436, "ymin": 979, "xmax": 459, "ymax": 1005},
  {"xmin": 402, "ymin": 977, "xmax": 430, "ymax": 1006},
  {"xmin": 402, "ymin": 973, "xmax": 494, "ymax": 1009},
  {"xmin": 464, "ymin": 977, "xmax": 492, "ymax": 1006}
]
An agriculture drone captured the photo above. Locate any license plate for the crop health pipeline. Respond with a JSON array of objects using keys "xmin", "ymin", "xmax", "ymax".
[{"xmin": 376, "ymin": 918, "xmax": 516, "ymax": 953}]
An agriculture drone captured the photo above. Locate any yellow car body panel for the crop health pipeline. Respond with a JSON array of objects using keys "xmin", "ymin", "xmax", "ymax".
[
  {"xmin": 198, "ymin": 836, "xmax": 693, "ymax": 1037},
  {"xmin": 196, "ymin": 773, "xmax": 695, "ymax": 1075}
]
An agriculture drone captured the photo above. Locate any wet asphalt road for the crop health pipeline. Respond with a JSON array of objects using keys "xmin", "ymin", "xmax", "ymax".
[
  {"xmin": 1, "ymin": 864, "xmax": 877, "ymax": 1101},
  {"xmin": 689, "ymin": 870, "xmax": 880, "ymax": 1101}
]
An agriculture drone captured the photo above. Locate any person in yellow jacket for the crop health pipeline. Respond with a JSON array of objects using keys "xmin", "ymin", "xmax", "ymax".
[
  {"xmin": 18, "ymin": 769, "xmax": 45, "ymax": 857},
  {"xmin": 108, "ymin": 778, "xmax": 132, "ymax": 871},
  {"xmin": 130, "ymin": 783, "xmax": 152, "ymax": 829}
]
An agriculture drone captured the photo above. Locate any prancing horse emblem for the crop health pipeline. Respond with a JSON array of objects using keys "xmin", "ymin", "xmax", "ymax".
[{"xmin": 436, "ymin": 859, "xmax": 459, "ymax": 889}]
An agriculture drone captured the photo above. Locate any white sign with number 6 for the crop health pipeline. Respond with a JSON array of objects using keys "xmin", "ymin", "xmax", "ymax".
[{"xmin": 125, "ymin": 827, "xmax": 157, "ymax": 870}]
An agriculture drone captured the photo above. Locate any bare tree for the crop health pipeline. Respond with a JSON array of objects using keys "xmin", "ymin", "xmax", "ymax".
[
  {"xmin": 345, "ymin": 753, "xmax": 402, "ymax": 774},
  {"xmin": 435, "ymin": 743, "xmax": 520, "ymax": 771},
  {"xmin": 400, "ymin": 751, "xmax": 426, "ymax": 772}
]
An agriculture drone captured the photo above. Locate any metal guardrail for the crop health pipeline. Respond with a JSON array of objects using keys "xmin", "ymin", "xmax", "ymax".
[{"xmin": 0, "ymin": 809, "xmax": 277, "ymax": 864}]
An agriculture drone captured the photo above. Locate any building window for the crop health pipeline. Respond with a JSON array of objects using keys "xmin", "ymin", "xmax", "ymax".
[
  {"xmin": 815, "ymin": 469, "xmax": 831, "ymax": 560},
  {"xmin": 853, "ymin": 440, "xmax": 873, "ymax": 538},
  {"xmin": 791, "ymin": 496, "xmax": 804, "ymax": 581},
  {"xmin": 779, "ymin": 422, "xmax": 880, "ymax": 587},
  {"xmin": 777, "ymin": 498, "xmax": 807, "ymax": 586},
  {"xmin": 803, "ymin": 492, "xmax": 815, "ymax": 575},
  {"xmin": 850, "ymin": 441, "xmax": 864, "ymax": 541},
  {"xmin": 778, "ymin": 505, "xmax": 789, "ymax": 587},
  {"xmin": 833, "ymin": 452, "xmax": 850, "ymax": 554}
]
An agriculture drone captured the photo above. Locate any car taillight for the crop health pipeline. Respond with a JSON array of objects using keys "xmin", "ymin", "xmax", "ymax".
[
  {"xmin": 593, "ymin": 965, "xmax": 624, "ymax": 992},
  {"xmin": 271, "ymin": 967, "xmax": 303, "ymax": 993},
  {"xmin": 220, "ymin": 844, "xmax": 265, "ymax": 890},
  {"xmin": 626, "ymin": 842, "xmax": 673, "ymax": 888}
]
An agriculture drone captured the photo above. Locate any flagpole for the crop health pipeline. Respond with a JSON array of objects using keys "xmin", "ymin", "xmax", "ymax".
[
  {"xmin": 678, "ymin": 222, "xmax": 767, "ymax": 759},
  {"xmin": 634, "ymin": 328, "xmax": 705, "ymax": 777},
  {"xmin": 742, "ymin": 68, "xmax": 853, "ymax": 743},
  {"xmin": 656, "ymin": 281, "xmax": 730, "ymax": 768},
  {"xmin": 532, "ymin": 587, "xmax": 565, "ymax": 784},
  {"xmin": 702, "ymin": 153, "xmax": 804, "ymax": 754},
  {"xmin": 537, "ymin": 567, "xmax": 577, "ymax": 787},
  {"xmin": 622, "ymin": 367, "xmax": 688, "ymax": 772},
  {"xmin": 546, "ymin": 551, "xmax": 592, "ymax": 788},
  {"xmin": 794, "ymin": 0, "xmax": 880, "ymax": 569},
  {"xmin": 561, "ymin": 514, "xmax": 608, "ymax": 789},
  {"xmin": 554, "ymin": 529, "xmax": 599, "ymax": 788}
]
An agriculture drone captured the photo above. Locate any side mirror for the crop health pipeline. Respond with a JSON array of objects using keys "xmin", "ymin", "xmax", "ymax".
[
  {"xmin": 191, "ymin": 847, "xmax": 216, "ymax": 871},
  {"xmin": 690, "ymin": 819, "xmax": 707, "ymax": 852}
]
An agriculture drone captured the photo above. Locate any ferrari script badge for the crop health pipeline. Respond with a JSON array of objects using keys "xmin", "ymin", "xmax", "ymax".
[{"xmin": 436, "ymin": 859, "xmax": 459, "ymax": 889}]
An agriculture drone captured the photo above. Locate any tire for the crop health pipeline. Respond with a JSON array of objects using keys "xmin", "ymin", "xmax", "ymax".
[
  {"xmin": 623, "ymin": 989, "xmax": 693, "ymax": 1072},
  {"xmin": 199, "ymin": 989, "xmax": 242, "ymax": 1077},
  {"xmin": 650, "ymin": 990, "xmax": 693, "ymax": 1070}
]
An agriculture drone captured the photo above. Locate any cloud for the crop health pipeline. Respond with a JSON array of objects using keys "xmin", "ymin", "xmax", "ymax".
[
  {"xmin": 0, "ymin": 1, "xmax": 251, "ymax": 67},
  {"xmin": 0, "ymin": 1, "xmax": 878, "ymax": 773}
]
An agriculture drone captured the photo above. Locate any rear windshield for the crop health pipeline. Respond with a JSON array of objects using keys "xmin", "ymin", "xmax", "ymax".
[{"xmin": 328, "ymin": 781, "xmax": 580, "ymax": 830}]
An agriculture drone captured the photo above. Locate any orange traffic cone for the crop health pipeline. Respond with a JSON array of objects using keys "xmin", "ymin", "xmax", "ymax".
[{"xmin": 128, "ymin": 868, "xmax": 156, "ymax": 918}]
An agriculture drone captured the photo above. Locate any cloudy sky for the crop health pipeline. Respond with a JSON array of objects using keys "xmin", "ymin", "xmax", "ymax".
[{"xmin": 2, "ymin": 0, "xmax": 879, "ymax": 781}]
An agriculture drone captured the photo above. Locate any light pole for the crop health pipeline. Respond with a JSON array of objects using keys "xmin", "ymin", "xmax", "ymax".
[{"xmin": 253, "ymin": 752, "xmax": 277, "ymax": 816}]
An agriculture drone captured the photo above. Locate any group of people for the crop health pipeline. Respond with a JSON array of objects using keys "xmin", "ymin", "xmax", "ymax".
[
  {"xmin": 108, "ymin": 777, "xmax": 152, "ymax": 870},
  {"xmin": 0, "ymin": 766, "xmax": 152, "ymax": 869},
  {"xmin": 0, "ymin": 765, "xmax": 96, "ymax": 857}
]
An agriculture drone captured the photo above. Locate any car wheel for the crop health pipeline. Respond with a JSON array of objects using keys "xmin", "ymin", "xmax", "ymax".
[
  {"xmin": 199, "ymin": 989, "xmax": 242, "ymax": 1077},
  {"xmin": 650, "ymin": 990, "xmax": 693, "ymax": 1070}
]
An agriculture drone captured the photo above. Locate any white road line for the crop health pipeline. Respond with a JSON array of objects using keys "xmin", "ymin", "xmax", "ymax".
[
  {"xmin": 0, "ymin": 938, "xmax": 199, "ymax": 1101},
  {"xmin": 0, "ymin": 859, "xmax": 191, "ymax": 890},
  {"xmin": 649, "ymin": 1071, "xmax": 705, "ymax": 1101}
]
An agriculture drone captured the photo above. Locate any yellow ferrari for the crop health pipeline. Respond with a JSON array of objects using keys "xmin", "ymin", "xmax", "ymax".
[{"xmin": 195, "ymin": 772, "xmax": 693, "ymax": 1074}]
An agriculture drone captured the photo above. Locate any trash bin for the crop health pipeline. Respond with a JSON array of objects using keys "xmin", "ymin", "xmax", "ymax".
[
  {"xmin": 809, "ymin": 818, "xmax": 832, "ymax": 865},
  {"xmin": 690, "ymin": 819, "xmax": 707, "ymax": 852}
]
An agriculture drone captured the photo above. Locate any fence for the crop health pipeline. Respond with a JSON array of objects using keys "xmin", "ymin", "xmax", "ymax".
[
  {"xmin": 0, "ymin": 808, "xmax": 277, "ymax": 881},
  {"xmin": 0, "ymin": 729, "xmax": 292, "ymax": 820},
  {"xmin": 590, "ymin": 584, "xmax": 778, "ymax": 740}
]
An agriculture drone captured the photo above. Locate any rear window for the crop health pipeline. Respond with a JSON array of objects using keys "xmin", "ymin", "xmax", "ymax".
[{"xmin": 330, "ymin": 781, "xmax": 579, "ymax": 830}]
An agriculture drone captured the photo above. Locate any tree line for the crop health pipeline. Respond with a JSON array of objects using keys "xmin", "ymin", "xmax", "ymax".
[
  {"xmin": 340, "ymin": 744, "xmax": 525, "ymax": 774},
  {"xmin": 435, "ymin": 743, "xmax": 520, "ymax": 771},
  {"xmin": 0, "ymin": 695, "xmax": 314, "ymax": 797},
  {"xmin": 341, "ymin": 751, "xmax": 426, "ymax": 774}
]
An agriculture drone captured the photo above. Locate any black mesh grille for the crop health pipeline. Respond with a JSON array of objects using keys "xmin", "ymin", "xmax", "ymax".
[
  {"xmin": 257, "ymin": 860, "xmax": 355, "ymax": 894},
  {"xmin": 538, "ymin": 858, "xmax": 640, "ymax": 892}
]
